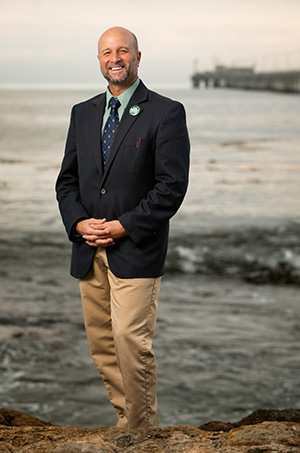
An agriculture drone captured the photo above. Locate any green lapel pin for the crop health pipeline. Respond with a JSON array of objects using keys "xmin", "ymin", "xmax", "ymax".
[{"xmin": 129, "ymin": 105, "xmax": 141, "ymax": 116}]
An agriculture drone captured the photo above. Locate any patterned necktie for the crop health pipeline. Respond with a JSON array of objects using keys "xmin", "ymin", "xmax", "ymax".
[{"xmin": 102, "ymin": 97, "xmax": 121, "ymax": 169}]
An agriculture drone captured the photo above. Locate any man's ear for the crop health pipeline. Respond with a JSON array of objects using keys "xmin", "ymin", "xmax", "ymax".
[{"xmin": 137, "ymin": 51, "xmax": 142, "ymax": 66}]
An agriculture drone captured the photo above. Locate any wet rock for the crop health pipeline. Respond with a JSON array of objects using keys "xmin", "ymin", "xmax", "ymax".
[{"xmin": 0, "ymin": 408, "xmax": 300, "ymax": 452}]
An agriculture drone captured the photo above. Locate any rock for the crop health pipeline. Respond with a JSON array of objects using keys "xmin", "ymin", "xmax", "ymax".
[
  {"xmin": 224, "ymin": 422, "xmax": 300, "ymax": 451},
  {"xmin": 0, "ymin": 408, "xmax": 53, "ymax": 427},
  {"xmin": 234, "ymin": 408, "xmax": 300, "ymax": 426},
  {"xmin": 48, "ymin": 440, "xmax": 115, "ymax": 453},
  {"xmin": 245, "ymin": 268, "xmax": 300, "ymax": 285},
  {"xmin": 198, "ymin": 420, "xmax": 234, "ymax": 432},
  {"xmin": 0, "ymin": 408, "xmax": 300, "ymax": 452},
  {"xmin": 0, "ymin": 443, "xmax": 16, "ymax": 453},
  {"xmin": 199, "ymin": 408, "xmax": 300, "ymax": 431}
]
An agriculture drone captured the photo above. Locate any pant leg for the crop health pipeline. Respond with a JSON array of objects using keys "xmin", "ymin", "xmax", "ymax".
[
  {"xmin": 79, "ymin": 248, "xmax": 127, "ymax": 427},
  {"xmin": 107, "ymin": 261, "xmax": 161, "ymax": 429},
  {"xmin": 79, "ymin": 247, "xmax": 161, "ymax": 429}
]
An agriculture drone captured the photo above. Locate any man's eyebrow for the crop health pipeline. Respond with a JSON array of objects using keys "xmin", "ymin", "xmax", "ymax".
[{"xmin": 101, "ymin": 46, "xmax": 130, "ymax": 53}]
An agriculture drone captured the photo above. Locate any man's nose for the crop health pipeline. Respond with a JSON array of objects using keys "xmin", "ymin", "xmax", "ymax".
[{"xmin": 110, "ymin": 51, "xmax": 121, "ymax": 63}]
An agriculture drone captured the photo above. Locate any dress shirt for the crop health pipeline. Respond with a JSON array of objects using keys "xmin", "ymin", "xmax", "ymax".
[{"xmin": 101, "ymin": 78, "xmax": 140, "ymax": 136}]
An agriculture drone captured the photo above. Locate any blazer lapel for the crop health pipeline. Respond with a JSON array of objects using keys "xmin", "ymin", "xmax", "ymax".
[
  {"xmin": 103, "ymin": 81, "xmax": 149, "ymax": 179},
  {"xmin": 89, "ymin": 93, "xmax": 106, "ymax": 179}
]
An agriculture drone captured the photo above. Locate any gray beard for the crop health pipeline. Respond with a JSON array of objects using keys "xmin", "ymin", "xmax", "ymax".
[
  {"xmin": 105, "ymin": 72, "xmax": 129, "ymax": 84},
  {"xmin": 102, "ymin": 64, "xmax": 138, "ymax": 85}
]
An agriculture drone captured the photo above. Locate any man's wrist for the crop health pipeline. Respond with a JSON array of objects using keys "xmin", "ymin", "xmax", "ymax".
[{"xmin": 72, "ymin": 218, "xmax": 88, "ymax": 238}]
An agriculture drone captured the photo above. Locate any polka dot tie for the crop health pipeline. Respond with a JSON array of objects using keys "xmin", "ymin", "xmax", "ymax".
[{"xmin": 102, "ymin": 97, "xmax": 121, "ymax": 170}]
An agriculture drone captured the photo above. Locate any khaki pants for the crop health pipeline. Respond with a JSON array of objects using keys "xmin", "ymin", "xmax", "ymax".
[{"xmin": 79, "ymin": 247, "xmax": 161, "ymax": 429}]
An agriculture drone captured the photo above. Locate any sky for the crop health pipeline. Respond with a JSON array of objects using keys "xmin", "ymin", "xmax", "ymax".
[{"xmin": 1, "ymin": 0, "xmax": 300, "ymax": 86}]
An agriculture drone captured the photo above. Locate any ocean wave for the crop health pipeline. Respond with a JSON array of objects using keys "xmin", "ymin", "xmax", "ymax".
[
  {"xmin": 167, "ymin": 222, "xmax": 300, "ymax": 284},
  {"xmin": 0, "ymin": 222, "xmax": 299, "ymax": 285}
]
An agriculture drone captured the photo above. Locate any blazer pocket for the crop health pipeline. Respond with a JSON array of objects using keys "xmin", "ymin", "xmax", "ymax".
[{"xmin": 123, "ymin": 137, "xmax": 152, "ymax": 149}]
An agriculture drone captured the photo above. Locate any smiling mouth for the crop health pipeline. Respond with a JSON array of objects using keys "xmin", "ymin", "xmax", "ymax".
[{"xmin": 110, "ymin": 66, "xmax": 124, "ymax": 72}]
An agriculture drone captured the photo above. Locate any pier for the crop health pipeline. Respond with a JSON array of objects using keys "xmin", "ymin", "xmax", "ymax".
[{"xmin": 191, "ymin": 65, "xmax": 300, "ymax": 93}]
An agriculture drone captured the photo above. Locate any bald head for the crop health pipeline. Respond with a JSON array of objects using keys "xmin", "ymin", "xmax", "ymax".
[
  {"xmin": 98, "ymin": 27, "xmax": 139, "ymax": 54},
  {"xmin": 97, "ymin": 26, "xmax": 141, "ymax": 95}
]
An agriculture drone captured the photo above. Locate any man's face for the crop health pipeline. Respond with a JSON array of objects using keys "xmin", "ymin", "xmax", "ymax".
[{"xmin": 98, "ymin": 28, "xmax": 141, "ymax": 89}]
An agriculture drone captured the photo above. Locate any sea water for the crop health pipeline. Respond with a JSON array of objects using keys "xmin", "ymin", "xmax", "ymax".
[{"xmin": 0, "ymin": 86, "xmax": 299, "ymax": 427}]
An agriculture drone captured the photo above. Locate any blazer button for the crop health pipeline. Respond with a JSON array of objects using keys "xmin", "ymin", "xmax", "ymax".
[{"xmin": 100, "ymin": 188, "xmax": 106, "ymax": 195}]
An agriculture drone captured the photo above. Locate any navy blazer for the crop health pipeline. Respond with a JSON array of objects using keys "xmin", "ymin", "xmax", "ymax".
[{"xmin": 56, "ymin": 81, "xmax": 190, "ymax": 279}]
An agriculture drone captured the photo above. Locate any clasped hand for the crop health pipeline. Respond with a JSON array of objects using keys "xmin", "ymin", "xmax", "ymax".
[{"xmin": 76, "ymin": 218, "xmax": 127, "ymax": 247}]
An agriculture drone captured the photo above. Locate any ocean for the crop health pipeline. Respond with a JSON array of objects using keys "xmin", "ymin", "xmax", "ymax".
[{"xmin": 0, "ymin": 86, "xmax": 299, "ymax": 428}]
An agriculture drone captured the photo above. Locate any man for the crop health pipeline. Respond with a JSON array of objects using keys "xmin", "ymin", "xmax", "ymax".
[{"xmin": 56, "ymin": 26, "xmax": 190, "ymax": 429}]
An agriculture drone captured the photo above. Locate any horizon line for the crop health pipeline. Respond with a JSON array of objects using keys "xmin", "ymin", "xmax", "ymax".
[{"xmin": 0, "ymin": 82, "xmax": 191, "ymax": 91}]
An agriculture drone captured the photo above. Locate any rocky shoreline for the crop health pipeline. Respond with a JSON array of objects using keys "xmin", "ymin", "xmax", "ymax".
[{"xmin": 0, "ymin": 408, "xmax": 300, "ymax": 452}]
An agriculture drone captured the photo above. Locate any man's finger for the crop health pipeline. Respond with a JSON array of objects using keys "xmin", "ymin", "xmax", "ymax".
[
  {"xmin": 85, "ymin": 239, "xmax": 113, "ymax": 245},
  {"xmin": 95, "ymin": 238, "xmax": 115, "ymax": 245},
  {"xmin": 84, "ymin": 227, "xmax": 109, "ymax": 236},
  {"xmin": 91, "ymin": 219, "xmax": 106, "ymax": 227},
  {"xmin": 83, "ymin": 234, "xmax": 101, "ymax": 241},
  {"xmin": 85, "ymin": 241, "xmax": 98, "ymax": 247},
  {"xmin": 90, "ymin": 225, "xmax": 109, "ymax": 232}
]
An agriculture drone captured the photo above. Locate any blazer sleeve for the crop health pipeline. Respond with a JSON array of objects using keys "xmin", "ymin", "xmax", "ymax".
[
  {"xmin": 118, "ymin": 101, "xmax": 190, "ymax": 244},
  {"xmin": 55, "ymin": 106, "xmax": 89, "ymax": 241}
]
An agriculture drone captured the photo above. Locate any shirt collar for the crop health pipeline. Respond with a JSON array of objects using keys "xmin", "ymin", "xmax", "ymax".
[{"xmin": 105, "ymin": 77, "xmax": 140, "ymax": 109}]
